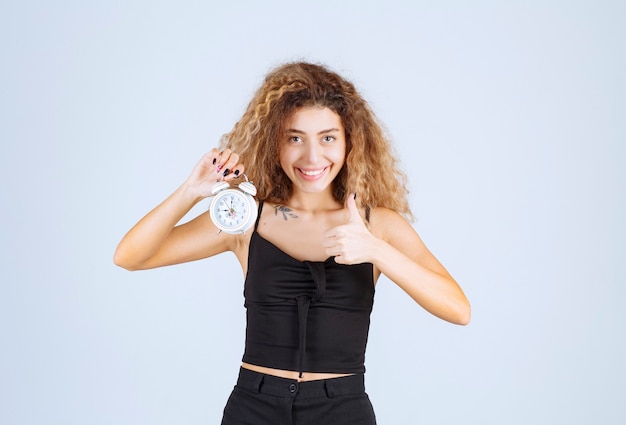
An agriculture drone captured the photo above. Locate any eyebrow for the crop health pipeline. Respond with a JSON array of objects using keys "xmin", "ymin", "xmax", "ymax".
[{"xmin": 285, "ymin": 128, "xmax": 341, "ymax": 135}]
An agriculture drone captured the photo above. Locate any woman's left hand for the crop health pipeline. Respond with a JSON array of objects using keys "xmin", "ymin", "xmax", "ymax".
[{"xmin": 323, "ymin": 194, "xmax": 379, "ymax": 264}]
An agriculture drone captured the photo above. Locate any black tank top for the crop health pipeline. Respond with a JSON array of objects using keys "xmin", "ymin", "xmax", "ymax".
[{"xmin": 242, "ymin": 202, "xmax": 375, "ymax": 376}]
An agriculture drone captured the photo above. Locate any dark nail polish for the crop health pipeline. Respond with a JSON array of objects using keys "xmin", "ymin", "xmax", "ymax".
[
  {"xmin": 234, "ymin": 170, "xmax": 240, "ymax": 176},
  {"xmin": 353, "ymin": 192, "xmax": 357, "ymax": 200},
  {"xmin": 223, "ymin": 168, "xmax": 230, "ymax": 176},
  {"xmin": 212, "ymin": 158, "xmax": 216, "ymax": 165}
]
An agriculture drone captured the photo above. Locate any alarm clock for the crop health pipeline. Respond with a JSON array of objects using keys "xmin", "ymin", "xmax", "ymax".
[{"xmin": 208, "ymin": 175, "xmax": 258, "ymax": 234}]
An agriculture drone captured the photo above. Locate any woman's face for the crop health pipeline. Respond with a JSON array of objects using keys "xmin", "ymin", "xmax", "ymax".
[{"xmin": 279, "ymin": 106, "xmax": 346, "ymax": 196}]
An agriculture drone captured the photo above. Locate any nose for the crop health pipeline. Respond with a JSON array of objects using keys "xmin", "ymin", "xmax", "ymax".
[{"xmin": 304, "ymin": 141, "xmax": 321, "ymax": 164}]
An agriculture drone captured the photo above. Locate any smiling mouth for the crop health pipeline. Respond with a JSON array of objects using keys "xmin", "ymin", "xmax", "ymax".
[{"xmin": 298, "ymin": 167, "xmax": 328, "ymax": 176}]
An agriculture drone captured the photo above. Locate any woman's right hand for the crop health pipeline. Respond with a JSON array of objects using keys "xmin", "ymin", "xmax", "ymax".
[
  {"xmin": 184, "ymin": 148, "xmax": 246, "ymax": 200},
  {"xmin": 114, "ymin": 148, "xmax": 246, "ymax": 270}
]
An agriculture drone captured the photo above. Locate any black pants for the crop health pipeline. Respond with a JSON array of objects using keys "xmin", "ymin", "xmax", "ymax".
[{"xmin": 221, "ymin": 368, "xmax": 377, "ymax": 425}]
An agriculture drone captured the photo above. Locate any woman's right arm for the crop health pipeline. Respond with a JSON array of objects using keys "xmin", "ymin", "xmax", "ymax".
[{"xmin": 113, "ymin": 149, "xmax": 244, "ymax": 270}]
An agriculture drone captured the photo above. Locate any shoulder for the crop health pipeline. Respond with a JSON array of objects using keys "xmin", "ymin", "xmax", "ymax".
[
  {"xmin": 368, "ymin": 207, "xmax": 420, "ymax": 245},
  {"xmin": 368, "ymin": 207, "xmax": 409, "ymax": 233}
]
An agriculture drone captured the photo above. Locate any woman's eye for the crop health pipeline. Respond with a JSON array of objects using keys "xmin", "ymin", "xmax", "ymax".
[
  {"xmin": 322, "ymin": 136, "xmax": 335, "ymax": 143},
  {"xmin": 289, "ymin": 136, "xmax": 302, "ymax": 143}
]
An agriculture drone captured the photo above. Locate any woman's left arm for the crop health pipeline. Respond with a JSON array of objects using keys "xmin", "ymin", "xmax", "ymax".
[{"xmin": 324, "ymin": 195, "xmax": 471, "ymax": 325}]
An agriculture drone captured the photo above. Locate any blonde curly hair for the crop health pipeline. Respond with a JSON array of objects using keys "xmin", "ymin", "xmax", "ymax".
[{"xmin": 220, "ymin": 61, "xmax": 413, "ymax": 220}]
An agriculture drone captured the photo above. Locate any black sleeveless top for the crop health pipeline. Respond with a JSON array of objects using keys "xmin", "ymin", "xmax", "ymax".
[{"xmin": 242, "ymin": 202, "xmax": 375, "ymax": 376}]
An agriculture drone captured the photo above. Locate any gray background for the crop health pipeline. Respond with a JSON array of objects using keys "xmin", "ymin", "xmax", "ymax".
[{"xmin": 1, "ymin": 1, "xmax": 624, "ymax": 424}]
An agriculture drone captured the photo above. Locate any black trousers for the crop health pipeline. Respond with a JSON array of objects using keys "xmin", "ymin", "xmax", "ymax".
[{"xmin": 221, "ymin": 368, "xmax": 377, "ymax": 425}]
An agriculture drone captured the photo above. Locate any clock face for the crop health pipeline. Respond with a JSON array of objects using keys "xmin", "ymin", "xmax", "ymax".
[{"xmin": 209, "ymin": 189, "xmax": 256, "ymax": 234}]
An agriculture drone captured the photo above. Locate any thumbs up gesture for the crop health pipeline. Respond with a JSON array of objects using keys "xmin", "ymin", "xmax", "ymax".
[{"xmin": 323, "ymin": 193, "xmax": 377, "ymax": 265}]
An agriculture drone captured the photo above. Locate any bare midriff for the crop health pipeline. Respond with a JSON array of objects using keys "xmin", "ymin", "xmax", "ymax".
[{"xmin": 241, "ymin": 362, "xmax": 354, "ymax": 382}]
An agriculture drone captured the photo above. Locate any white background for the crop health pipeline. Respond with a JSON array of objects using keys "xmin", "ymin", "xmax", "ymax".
[{"xmin": 1, "ymin": 1, "xmax": 624, "ymax": 424}]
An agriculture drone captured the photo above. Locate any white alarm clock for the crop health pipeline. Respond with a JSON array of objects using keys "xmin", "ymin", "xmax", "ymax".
[{"xmin": 208, "ymin": 175, "xmax": 258, "ymax": 234}]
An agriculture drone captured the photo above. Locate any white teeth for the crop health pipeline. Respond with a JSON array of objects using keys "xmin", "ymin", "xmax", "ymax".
[{"xmin": 300, "ymin": 168, "xmax": 325, "ymax": 176}]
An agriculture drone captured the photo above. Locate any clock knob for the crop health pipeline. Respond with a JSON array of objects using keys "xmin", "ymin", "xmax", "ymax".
[
  {"xmin": 238, "ymin": 181, "xmax": 257, "ymax": 196},
  {"xmin": 210, "ymin": 181, "xmax": 230, "ymax": 195}
]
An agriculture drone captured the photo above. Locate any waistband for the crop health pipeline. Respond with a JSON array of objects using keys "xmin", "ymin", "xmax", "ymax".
[{"xmin": 235, "ymin": 367, "xmax": 365, "ymax": 399}]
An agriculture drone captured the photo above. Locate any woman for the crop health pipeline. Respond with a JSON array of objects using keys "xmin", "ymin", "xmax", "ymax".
[{"xmin": 114, "ymin": 62, "xmax": 470, "ymax": 424}]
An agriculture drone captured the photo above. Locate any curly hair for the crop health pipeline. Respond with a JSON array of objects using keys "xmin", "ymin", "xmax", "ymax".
[{"xmin": 219, "ymin": 61, "xmax": 413, "ymax": 220}]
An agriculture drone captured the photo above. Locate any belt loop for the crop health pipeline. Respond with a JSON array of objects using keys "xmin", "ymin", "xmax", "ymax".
[
  {"xmin": 255, "ymin": 373, "xmax": 265, "ymax": 393},
  {"xmin": 324, "ymin": 380, "xmax": 336, "ymax": 398}
]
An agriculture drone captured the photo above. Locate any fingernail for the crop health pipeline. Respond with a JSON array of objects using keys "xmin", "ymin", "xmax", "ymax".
[
  {"xmin": 234, "ymin": 170, "xmax": 240, "ymax": 176},
  {"xmin": 212, "ymin": 158, "xmax": 216, "ymax": 165},
  {"xmin": 222, "ymin": 168, "xmax": 230, "ymax": 176},
  {"xmin": 216, "ymin": 164, "xmax": 223, "ymax": 173},
  {"xmin": 353, "ymin": 192, "xmax": 357, "ymax": 200}
]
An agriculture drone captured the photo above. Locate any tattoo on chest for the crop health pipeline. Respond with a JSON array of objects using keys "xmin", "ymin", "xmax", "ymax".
[{"xmin": 274, "ymin": 205, "xmax": 298, "ymax": 221}]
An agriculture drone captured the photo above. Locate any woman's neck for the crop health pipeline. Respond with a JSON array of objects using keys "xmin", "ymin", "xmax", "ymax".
[{"xmin": 285, "ymin": 190, "xmax": 341, "ymax": 214}]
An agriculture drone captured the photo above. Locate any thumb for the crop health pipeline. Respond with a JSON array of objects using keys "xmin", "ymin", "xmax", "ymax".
[{"xmin": 346, "ymin": 192, "xmax": 364, "ymax": 223}]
